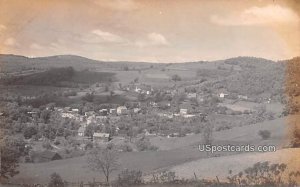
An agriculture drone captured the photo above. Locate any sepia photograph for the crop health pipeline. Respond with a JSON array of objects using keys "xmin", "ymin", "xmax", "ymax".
[{"xmin": 0, "ymin": 0, "xmax": 300, "ymax": 186}]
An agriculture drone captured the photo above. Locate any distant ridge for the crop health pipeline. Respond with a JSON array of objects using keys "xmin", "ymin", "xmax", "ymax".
[{"xmin": 0, "ymin": 54, "xmax": 297, "ymax": 65}]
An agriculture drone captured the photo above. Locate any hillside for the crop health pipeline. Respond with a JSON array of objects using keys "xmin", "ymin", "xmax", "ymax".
[
  {"xmin": 0, "ymin": 54, "xmax": 155, "ymax": 73},
  {"xmin": 0, "ymin": 67, "xmax": 116, "ymax": 86}
]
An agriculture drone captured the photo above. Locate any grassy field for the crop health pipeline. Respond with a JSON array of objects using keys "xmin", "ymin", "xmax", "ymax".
[
  {"xmin": 12, "ymin": 117, "xmax": 288, "ymax": 184},
  {"xmin": 150, "ymin": 117, "xmax": 287, "ymax": 151},
  {"xmin": 110, "ymin": 67, "xmax": 198, "ymax": 87}
]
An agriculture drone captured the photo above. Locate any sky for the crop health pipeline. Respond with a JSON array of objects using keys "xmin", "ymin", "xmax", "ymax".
[{"xmin": 0, "ymin": 0, "xmax": 299, "ymax": 62}]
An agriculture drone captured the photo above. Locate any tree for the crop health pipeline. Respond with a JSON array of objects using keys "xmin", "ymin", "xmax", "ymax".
[
  {"xmin": 0, "ymin": 133, "xmax": 22, "ymax": 180},
  {"xmin": 40, "ymin": 109, "xmax": 51, "ymax": 124},
  {"xmin": 202, "ymin": 122, "xmax": 213, "ymax": 145},
  {"xmin": 87, "ymin": 148, "xmax": 119, "ymax": 184},
  {"xmin": 136, "ymin": 137, "xmax": 158, "ymax": 151},
  {"xmin": 48, "ymin": 172, "xmax": 64, "ymax": 187},
  {"xmin": 290, "ymin": 123, "xmax": 300, "ymax": 148},
  {"xmin": 85, "ymin": 124, "xmax": 95, "ymax": 139},
  {"xmin": 201, "ymin": 116, "xmax": 214, "ymax": 158},
  {"xmin": 0, "ymin": 145, "xmax": 20, "ymax": 180},
  {"xmin": 23, "ymin": 126, "xmax": 38, "ymax": 139}
]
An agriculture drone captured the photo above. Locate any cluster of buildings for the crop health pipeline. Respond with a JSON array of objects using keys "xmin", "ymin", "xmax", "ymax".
[
  {"xmin": 157, "ymin": 108, "xmax": 198, "ymax": 119},
  {"xmin": 55, "ymin": 105, "xmax": 141, "ymax": 141},
  {"xmin": 124, "ymin": 84, "xmax": 154, "ymax": 96}
]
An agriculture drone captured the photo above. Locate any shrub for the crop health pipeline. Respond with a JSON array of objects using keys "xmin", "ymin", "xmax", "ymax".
[
  {"xmin": 48, "ymin": 172, "xmax": 64, "ymax": 187},
  {"xmin": 117, "ymin": 169, "xmax": 143, "ymax": 186},
  {"xmin": 290, "ymin": 125, "xmax": 300, "ymax": 148},
  {"xmin": 85, "ymin": 141, "xmax": 93, "ymax": 150},
  {"xmin": 215, "ymin": 125, "xmax": 231, "ymax": 132},
  {"xmin": 106, "ymin": 142, "xmax": 114, "ymax": 150},
  {"xmin": 258, "ymin": 130, "xmax": 271, "ymax": 140},
  {"xmin": 151, "ymin": 171, "xmax": 177, "ymax": 183},
  {"xmin": 226, "ymin": 162, "xmax": 299, "ymax": 186},
  {"xmin": 136, "ymin": 138, "xmax": 158, "ymax": 151},
  {"xmin": 120, "ymin": 143, "xmax": 133, "ymax": 152}
]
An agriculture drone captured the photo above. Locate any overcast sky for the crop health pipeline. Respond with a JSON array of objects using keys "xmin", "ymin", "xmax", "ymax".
[{"xmin": 0, "ymin": 0, "xmax": 299, "ymax": 62}]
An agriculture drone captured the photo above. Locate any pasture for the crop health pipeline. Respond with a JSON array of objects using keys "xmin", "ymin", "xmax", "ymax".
[{"xmin": 13, "ymin": 117, "xmax": 288, "ymax": 184}]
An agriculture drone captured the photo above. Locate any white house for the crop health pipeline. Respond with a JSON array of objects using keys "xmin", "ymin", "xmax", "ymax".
[
  {"xmin": 219, "ymin": 93, "xmax": 228, "ymax": 98},
  {"xmin": 133, "ymin": 108, "xmax": 141, "ymax": 113},
  {"xmin": 135, "ymin": 86, "xmax": 141, "ymax": 93},
  {"xmin": 117, "ymin": 106, "xmax": 127, "ymax": 115},
  {"xmin": 71, "ymin": 108, "xmax": 79, "ymax": 113},
  {"xmin": 187, "ymin": 93, "xmax": 197, "ymax": 99}
]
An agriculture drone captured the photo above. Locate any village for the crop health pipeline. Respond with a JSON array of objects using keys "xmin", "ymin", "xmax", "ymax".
[{"xmin": 7, "ymin": 78, "xmax": 280, "ymax": 164}]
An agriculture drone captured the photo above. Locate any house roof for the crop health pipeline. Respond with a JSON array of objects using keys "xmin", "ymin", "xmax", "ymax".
[
  {"xmin": 93, "ymin": 132, "xmax": 110, "ymax": 138},
  {"xmin": 117, "ymin": 106, "xmax": 127, "ymax": 110}
]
